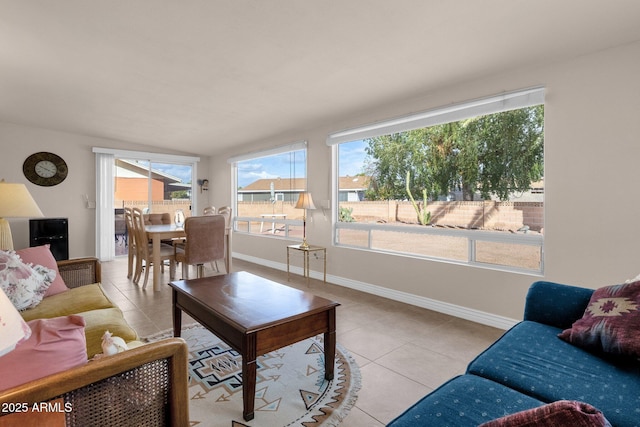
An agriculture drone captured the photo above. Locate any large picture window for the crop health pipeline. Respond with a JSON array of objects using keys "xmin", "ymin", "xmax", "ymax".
[
  {"xmin": 328, "ymin": 88, "xmax": 545, "ymax": 273},
  {"xmin": 230, "ymin": 141, "xmax": 307, "ymax": 240}
]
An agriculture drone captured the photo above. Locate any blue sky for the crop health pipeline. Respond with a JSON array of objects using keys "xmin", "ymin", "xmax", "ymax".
[
  {"xmin": 137, "ymin": 161, "xmax": 193, "ymax": 184},
  {"xmin": 147, "ymin": 140, "xmax": 369, "ymax": 189},
  {"xmin": 154, "ymin": 162, "xmax": 192, "ymax": 182},
  {"xmin": 338, "ymin": 139, "xmax": 368, "ymax": 177},
  {"xmin": 237, "ymin": 150, "xmax": 307, "ymax": 188},
  {"xmin": 235, "ymin": 141, "xmax": 369, "ymax": 188}
]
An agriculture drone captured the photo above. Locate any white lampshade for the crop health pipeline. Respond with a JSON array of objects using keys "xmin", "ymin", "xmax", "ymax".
[
  {"xmin": 0, "ymin": 181, "xmax": 44, "ymax": 250},
  {"xmin": 295, "ymin": 192, "xmax": 316, "ymax": 210},
  {"xmin": 0, "ymin": 288, "xmax": 31, "ymax": 357}
]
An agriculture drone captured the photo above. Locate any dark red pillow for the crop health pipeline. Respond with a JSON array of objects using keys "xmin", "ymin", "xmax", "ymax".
[
  {"xmin": 558, "ymin": 281, "xmax": 640, "ymax": 357},
  {"xmin": 479, "ymin": 400, "xmax": 611, "ymax": 427}
]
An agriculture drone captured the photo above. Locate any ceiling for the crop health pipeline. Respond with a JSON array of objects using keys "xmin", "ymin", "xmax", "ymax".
[{"xmin": 2, "ymin": 1, "xmax": 640, "ymax": 156}]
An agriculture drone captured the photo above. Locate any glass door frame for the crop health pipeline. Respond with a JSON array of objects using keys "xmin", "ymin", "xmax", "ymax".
[{"xmin": 93, "ymin": 147, "xmax": 200, "ymax": 261}]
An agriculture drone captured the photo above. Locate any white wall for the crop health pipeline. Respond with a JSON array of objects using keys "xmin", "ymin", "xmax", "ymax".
[
  {"xmin": 209, "ymin": 41, "xmax": 640, "ymax": 324},
  {"xmin": 0, "ymin": 123, "xmax": 209, "ymax": 257}
]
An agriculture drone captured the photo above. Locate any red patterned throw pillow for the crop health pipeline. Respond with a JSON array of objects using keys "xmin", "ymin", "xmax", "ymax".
[
  {"xmin": 558, "ymin": 281, "xmax": 640, "ymax": 357},
  {"xmin": 479, "ymin": 400, "xmax": 610, "ymax": 427}
]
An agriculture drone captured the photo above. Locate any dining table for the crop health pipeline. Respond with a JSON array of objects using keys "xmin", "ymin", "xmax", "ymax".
[{"xmin": 145, "ymin": 223, "xmax": 232, "ymax": 291}]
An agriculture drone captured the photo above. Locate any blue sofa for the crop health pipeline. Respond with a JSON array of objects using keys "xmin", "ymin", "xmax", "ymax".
[{"xmin": 387, "ymin": 281, "xmax": 640, "ymax": 426}]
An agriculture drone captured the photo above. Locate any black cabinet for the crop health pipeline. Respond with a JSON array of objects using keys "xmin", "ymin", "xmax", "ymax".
[{"xmin": 29, "ymin": 218, "xmax": 69, "ymax": 260}]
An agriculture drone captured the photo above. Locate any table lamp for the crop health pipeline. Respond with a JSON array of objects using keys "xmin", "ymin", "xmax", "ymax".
[
  {"xmin": 295, "ymin": 191, "xmax": 315, "ymax": 249},
  {"xmin": 0, "ymin": 181, "xmax": 44, "ymax": 250},
  {"xmin": 0, "ymin": 288, "xmax": 32, "ymax": 357}
]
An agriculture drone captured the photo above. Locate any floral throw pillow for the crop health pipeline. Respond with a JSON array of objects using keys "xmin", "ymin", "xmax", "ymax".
[
  {"xmin": 558, "ymin": 281, "xmax": 640, "ymax": 357},
  {"xmin": 0, "ymin": 250, "xmax": 55, "ymax": 311}
]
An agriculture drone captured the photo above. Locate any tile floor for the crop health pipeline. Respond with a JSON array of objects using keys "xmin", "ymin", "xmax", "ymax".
[{"xmin": 99, "ymin": 256, "xmax": 505, "ymax": 426}]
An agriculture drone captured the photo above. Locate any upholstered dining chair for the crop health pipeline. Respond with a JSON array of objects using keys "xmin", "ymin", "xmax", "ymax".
[
  {"xmin": 132, "ymin": 207, "xmax": 176, "ymax": 288},
  {"xmin": 203, "ymin": 206, "xmax": 216, "ymax": 215},
  {"xmin": 143, "ymin": 212, "xmax": 172, "ymax": 225},
  {"xmin": 174, "ymin": 215, "xmax": 225, "ymax": 279}
]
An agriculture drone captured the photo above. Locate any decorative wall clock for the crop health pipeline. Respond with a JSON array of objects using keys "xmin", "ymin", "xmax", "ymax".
[{"xmin": 22, "ymin": 152, "xmax": 68, "ymax": 186}]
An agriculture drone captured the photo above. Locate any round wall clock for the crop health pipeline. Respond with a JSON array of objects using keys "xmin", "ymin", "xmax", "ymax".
[{"xmin": 23, "ymin": 152, "xmax": 68, "ymax": 186}]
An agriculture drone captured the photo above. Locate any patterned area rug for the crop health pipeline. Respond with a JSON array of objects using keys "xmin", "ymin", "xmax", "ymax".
[{"xmin": 144, "ymin": 324, "xmax": 361, "ymax": 427}]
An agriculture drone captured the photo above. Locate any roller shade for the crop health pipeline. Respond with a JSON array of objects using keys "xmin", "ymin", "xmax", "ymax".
[{"xmin": 327, "ymin": 87, "xmax": 545, "ymax": 145}]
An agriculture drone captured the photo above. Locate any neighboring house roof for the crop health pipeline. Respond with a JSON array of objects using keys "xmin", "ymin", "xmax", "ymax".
[
  {"xmin": 239, "ymin": 176, "xmax": 372, "ymax": 193},
  {"xmin": 115, "ymin": 159, "xmax": 185, "ymax": 186},
  {"xmin": 239, "ymin": 178, "xmax": 307, "ymax": 193},
  {"xmin": 339, "ymin": 176, "xmax": 370, "ymax": 191},
  {"xmin": 529, "ymin": 179, "xmax": 544, "ymax": 193}
]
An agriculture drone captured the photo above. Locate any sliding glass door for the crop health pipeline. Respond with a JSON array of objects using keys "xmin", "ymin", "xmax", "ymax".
[
  {"xmin": 114, "ymin": 159, "xmax": 193, "ymax": 257},
  {"xmin": 94, "ymin": 147, "xmax": 200, "ymax": 261}
]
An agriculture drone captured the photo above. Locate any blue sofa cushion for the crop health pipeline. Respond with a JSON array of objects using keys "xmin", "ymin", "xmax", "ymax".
[
  {"xmin": 467, "ymin": 321, "xmax": 640, "ymax": 427},
  {"xmin": 386, "ymin": 374, "xmax": 544, "ymax": 427},
  {"xmin": 524, "ymin": 281, "xmax": 593, "ymax": 329}
]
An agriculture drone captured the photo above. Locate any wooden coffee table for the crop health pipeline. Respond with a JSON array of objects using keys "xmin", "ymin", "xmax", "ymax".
[{"xmin": 168, "ymin": 271, "xmax": 340, "ymax": 421}]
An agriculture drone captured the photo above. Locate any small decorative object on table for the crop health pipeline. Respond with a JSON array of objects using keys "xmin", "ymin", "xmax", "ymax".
[{"xmin": 174, "ymin": 209, "xmax": 185, "ymax": 228}]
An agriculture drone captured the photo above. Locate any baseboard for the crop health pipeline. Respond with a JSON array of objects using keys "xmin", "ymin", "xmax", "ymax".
[{"xmin": 233, "ymin": 252, "xmax": 519, "ymax": 330}]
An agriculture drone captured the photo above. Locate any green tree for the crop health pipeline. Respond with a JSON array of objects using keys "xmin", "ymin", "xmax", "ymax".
[
  {"xmin": 364, "ymin": 106, "xmax": 543, "ymax": 201},
  {"xmin": 170, "ymin": 190, "xmax": 190, "ymax": 199},
  {"xmin": 468, "ymin": 105, "xmax": 544, "ymax": 200}
]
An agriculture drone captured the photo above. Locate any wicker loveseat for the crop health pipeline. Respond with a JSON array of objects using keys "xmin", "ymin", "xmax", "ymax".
[{"xmin": 0, "ymin": 257, "xmax": 189, "ymax": 426}]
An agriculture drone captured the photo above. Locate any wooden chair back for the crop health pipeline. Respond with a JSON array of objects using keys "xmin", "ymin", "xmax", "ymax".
[
  {"xmin": 217, "ymin": 206, "xmax": 232, "ymax": 227},
  {"xmin": 124, "ymin": 207, "xmax": 137, "ymax": 279}
]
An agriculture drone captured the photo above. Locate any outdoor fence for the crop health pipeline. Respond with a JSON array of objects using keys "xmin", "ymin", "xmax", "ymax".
[
  {"xmin": 118, "ymin": 200, "xmax": 193, "ymax": 217},
  {"xmin": 342, "ymin": 200, "xmax": 544, "ymax": 232},
  {"xmin": 238, "ymin": 200, "xmax": 544, "ymax": 232},
  {"xmin": 115, "ymin": 199, "xmax": 543, "ymax": 234}
]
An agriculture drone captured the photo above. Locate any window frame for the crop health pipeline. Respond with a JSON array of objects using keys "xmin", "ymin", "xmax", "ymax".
[
  {"xmin": 229, "ymin": 141, "xmax": 308, "ymax": 240},
  {"xmin": 328, "ymin": 88, "xmax": 545, "ymax": 274}
]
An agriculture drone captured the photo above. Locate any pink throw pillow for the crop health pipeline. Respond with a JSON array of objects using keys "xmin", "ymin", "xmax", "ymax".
[
  {"xmin": 0, "ymin": 315, "xmax": 88, "ymax": 391},
  {"xmin": 16, "ymin": 245, "xmax": 69, "ymax": 296}
]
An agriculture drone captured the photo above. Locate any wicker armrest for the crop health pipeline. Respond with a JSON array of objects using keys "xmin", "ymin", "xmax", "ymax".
[
  {"xmin": 0, "ymin": 338, "xmax": 189, "ymax": 427},
  {"xmin": 57, "ymin": 257, "xmax": 101, "ymax": 288}
]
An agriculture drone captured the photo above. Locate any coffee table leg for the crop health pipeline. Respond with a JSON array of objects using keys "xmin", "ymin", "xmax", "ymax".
[
  {"xmin": 324, "ymin": 307, "xmax": 336, "ymax": 380},
  {"xmin": 242, "ymin": 334, "xmax": 257, "ymax": 421},
  {"xmin": 172, "ymin": 290, "xmax": 182, "ymax": 337}
]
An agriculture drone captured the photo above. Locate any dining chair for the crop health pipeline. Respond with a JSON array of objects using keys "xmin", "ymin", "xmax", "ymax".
[
  {"xmin": 132, "ymin": 207, "xmax": 176, "ymax": 289},
  {"xmin": 217, "ymin": 206, "xmax": 232, "ymax": 226},
  {"xmin": 144, "ymin": 212, "xmax": 172, "ymax": 225},
  {"xmin": 215, "ymin": 206, "xmax": 232, "ymax": 272},
  {"xmin": 124, "ymin": 207, "xmax": 136, "ymax": 279},
  {"xmin": 203, "ymin": 206, "xmax": 216, "ymax": 215},
  {"xmin": 174, "ymin": 215, "xmax": 225, "ymax": 279}
]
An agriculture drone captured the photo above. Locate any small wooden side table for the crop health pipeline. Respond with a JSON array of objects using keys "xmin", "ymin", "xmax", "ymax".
[{"xmin": 287, "ymin": 244, "xmax": 327, "ymax": 283}]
